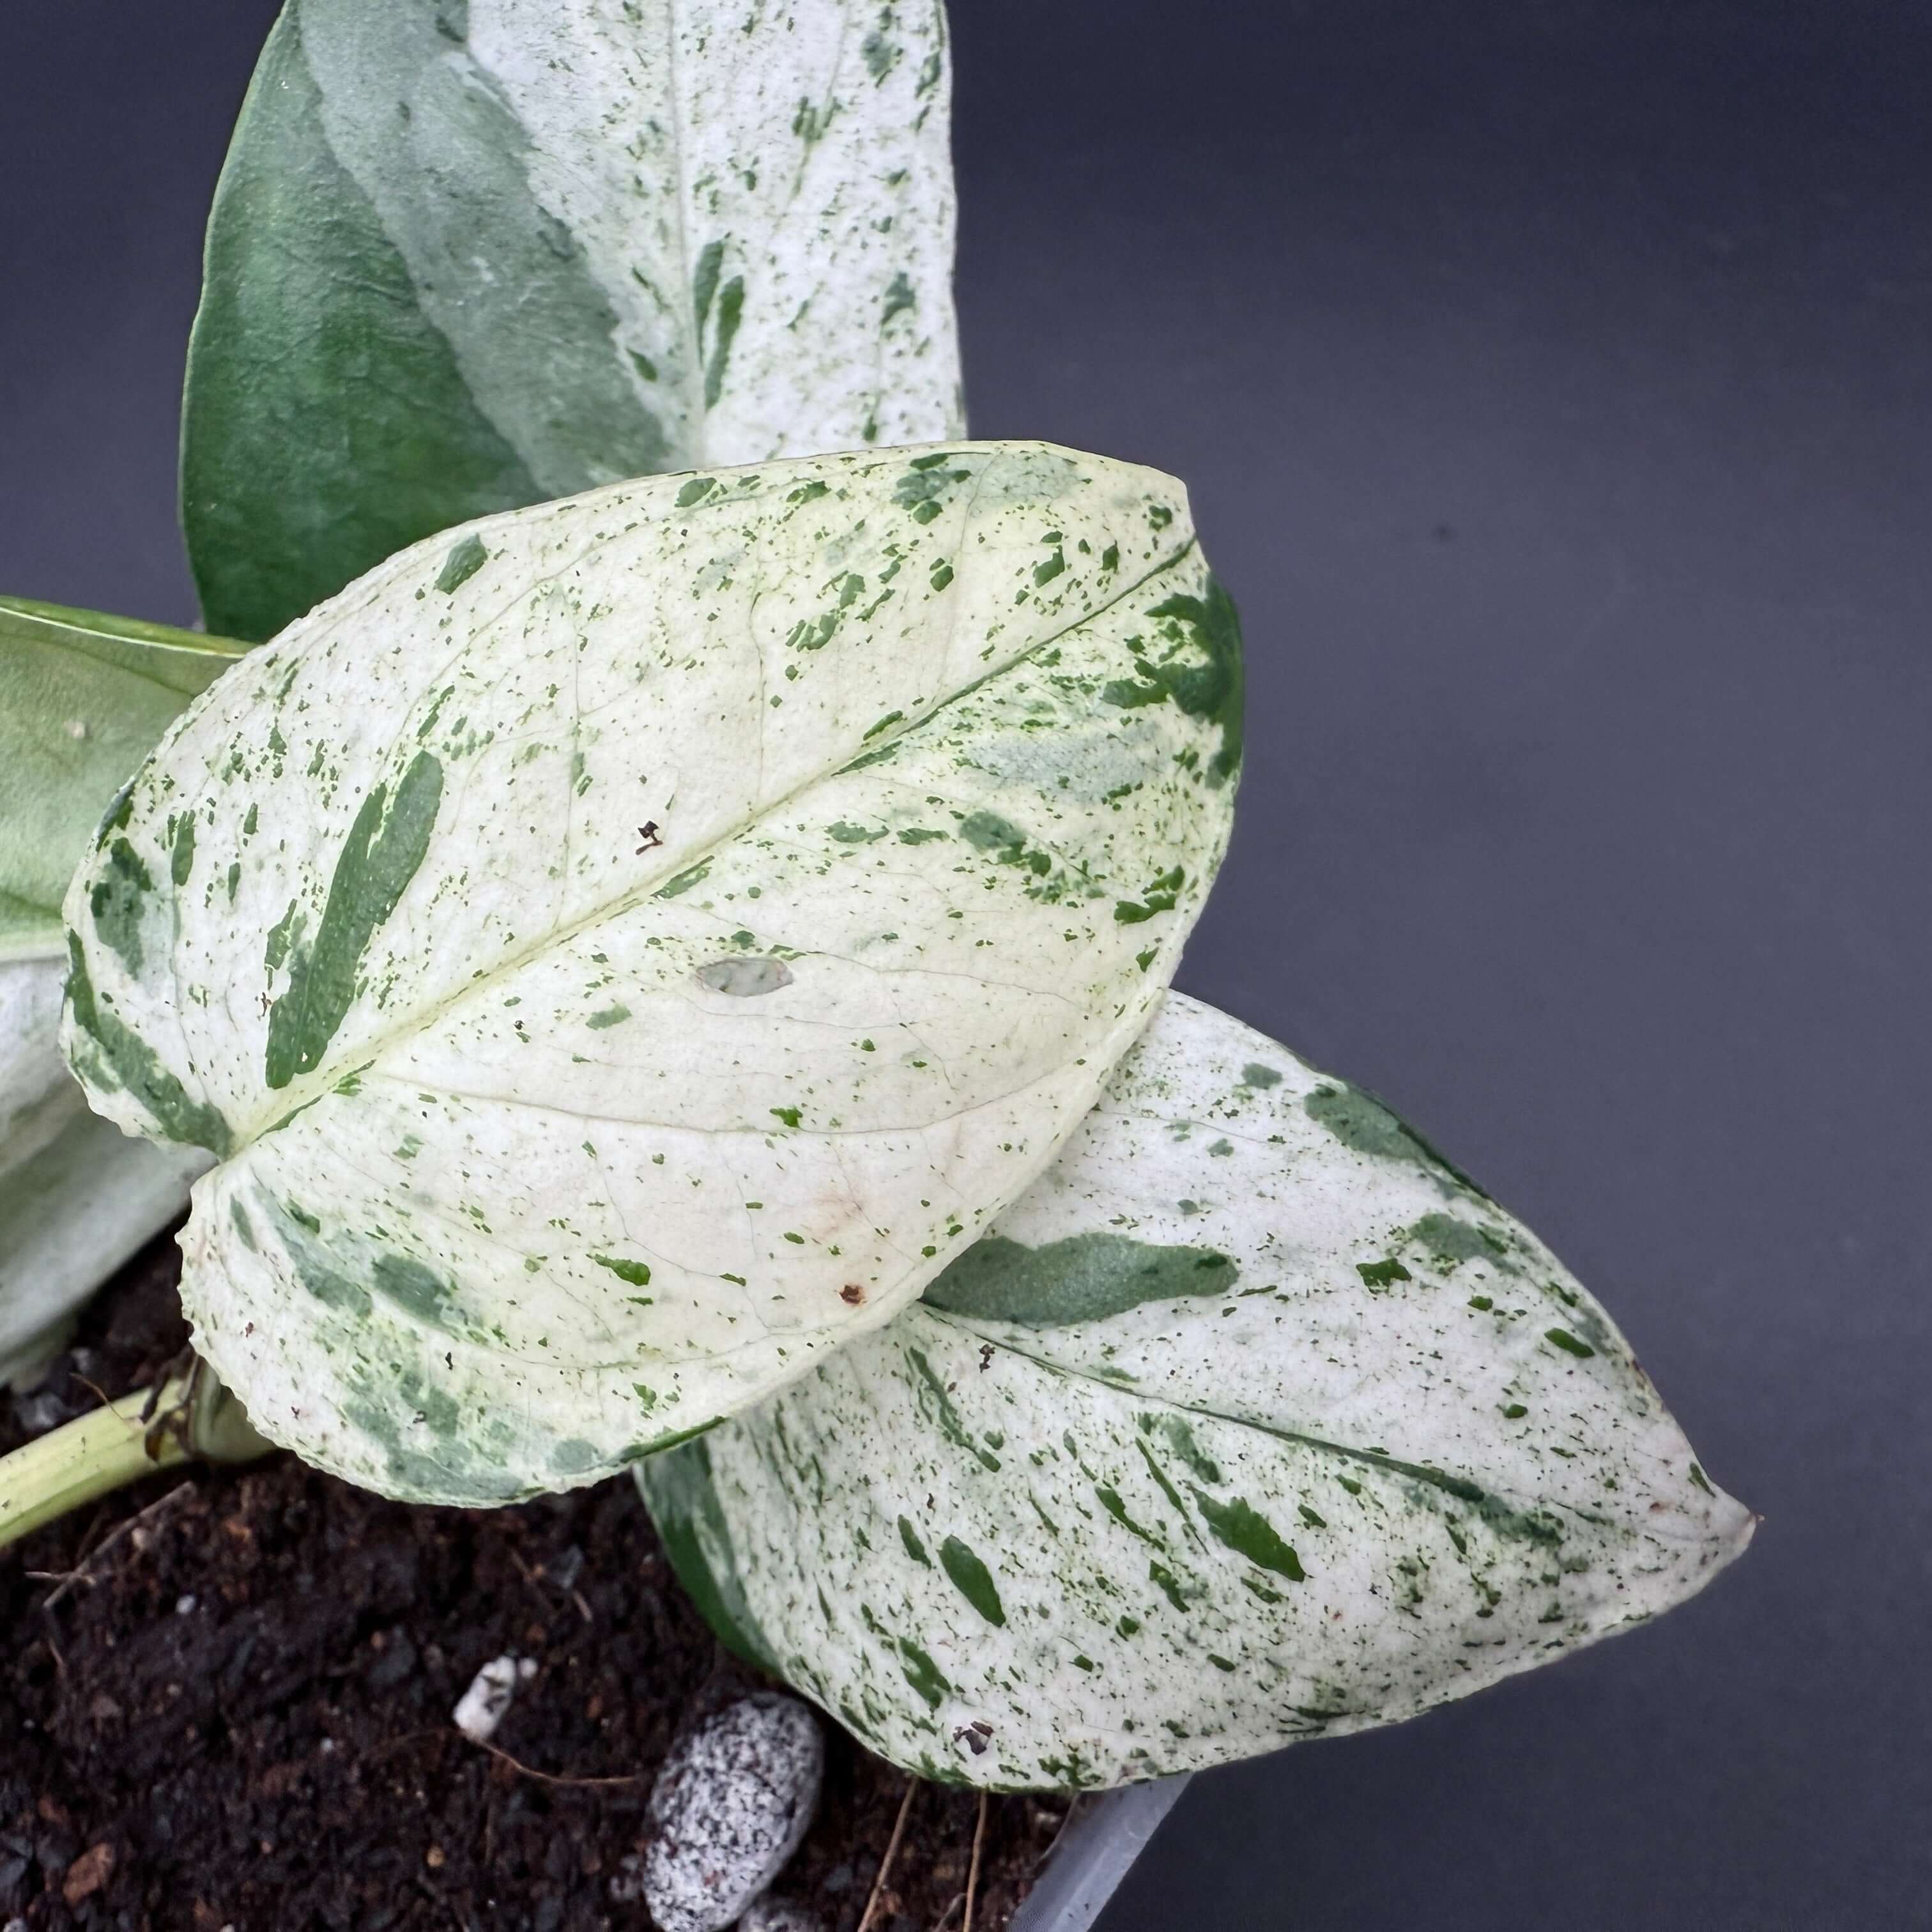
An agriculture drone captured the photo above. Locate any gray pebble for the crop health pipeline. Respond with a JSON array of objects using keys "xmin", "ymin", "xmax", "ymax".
[
  {"xmin": 643, "ymin": 1694, "xmax": 824, "ymax": 1932},
  {"xmin": 737, "ymin": 1899, "xmax": 822, "ymax": 1932}
]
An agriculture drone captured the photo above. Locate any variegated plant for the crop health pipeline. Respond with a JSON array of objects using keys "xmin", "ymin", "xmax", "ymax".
[
  {"xmin": 4, "ymin": 0, "xmax": 1750, "ymax": 1802},
  {"xmin": 1, "ymin": 0, "xmax": 962, "ymax": 1384}
]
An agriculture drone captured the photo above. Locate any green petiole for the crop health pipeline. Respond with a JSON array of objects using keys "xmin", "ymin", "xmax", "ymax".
[{"xmin": 0, "ymin": 1362, "xmax": 270, "ymax": 1551}]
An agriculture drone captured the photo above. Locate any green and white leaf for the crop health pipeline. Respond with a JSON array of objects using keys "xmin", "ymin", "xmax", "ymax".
[
  {"xmin": 638, "ymin": 991, "xmax": 1753, "ymax": 1790},
  {"xmin": 183, "ymin": 0, "xmax": 962, "ymax": 643},
  {"xmin": 64, "ymin": 442, "xmax": 1241, "ymax": 1506},
  {"xmin": 0, "ymin": 601, "xmax": 239, "ymax": 1383},
  {"xmin": 1, "ymin": 597, "xmax": 241, "ymax": 964},
  {"xmin": 1, "ymin": 960, "xmax": 212, "ymax": 1385}
]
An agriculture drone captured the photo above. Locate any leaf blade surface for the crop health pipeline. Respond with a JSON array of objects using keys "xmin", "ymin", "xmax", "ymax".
[
  {"xmin": 0, "ymin": 601, "xmax": 238, "ymax": 1379},
  {"xmin": 0, "ymin": 599, "xmax": 243, "ymax": 964},
  {"xmin": 638, "ymin": 992, "xmax": 1752, "ymax": 1788},
  {"xmin": 182, "ymin": 0, "xmax": 962, "ymax": 641},
  {"xmin": 66, "ymin": 443, "xmax": 1239, "ymax": 1503}
]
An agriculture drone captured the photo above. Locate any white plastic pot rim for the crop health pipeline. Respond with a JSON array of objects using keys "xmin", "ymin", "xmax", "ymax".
[{"xmin": 1009, "ymin": 1774, "xmax": 1192, "ymax": 1932}]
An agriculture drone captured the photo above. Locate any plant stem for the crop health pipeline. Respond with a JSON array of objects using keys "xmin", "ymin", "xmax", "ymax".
[{"xmin": 0, "ymin": 1362, "xmax": 270, "ymax": 1551}]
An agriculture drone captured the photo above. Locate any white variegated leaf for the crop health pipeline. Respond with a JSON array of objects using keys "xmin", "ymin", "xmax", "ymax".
[
  {"xmin": 63, "ymin": 443, "xmax": 1242, "ymax": 1505},
  {"xmin": 637, "ymin": 992, "xmax": 1752, "ymax": 1790},
  {"xmin": 184, "ymin": 0, "xmax": 962, "ymax": 643}
]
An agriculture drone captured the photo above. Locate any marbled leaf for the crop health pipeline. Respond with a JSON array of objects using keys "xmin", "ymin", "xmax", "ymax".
[
  {"xmin": 65, "ymin": 443, "xmax": 1241, "ymax": 1503},
  {"xmin": 182, "ymin": 0, "xmax": 962, "ymax": 642},
  {"xmin": 638, "ymin": 992, "xmax": 1752, "ymax": 1790}
]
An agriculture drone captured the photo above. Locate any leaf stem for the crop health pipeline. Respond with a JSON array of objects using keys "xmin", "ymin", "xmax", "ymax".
[{"xmin": 0, "ymin": 1363, "xmax": 270, "ymax": 1551}]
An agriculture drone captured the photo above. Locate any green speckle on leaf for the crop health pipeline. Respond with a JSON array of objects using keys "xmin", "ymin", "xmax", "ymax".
[
  {"xmin": 1410, "ymin": 1212, "xmax": 1510, "ymax": 1271},
  {"xmin": 906, "ymin": 1347, "xmax": 1000, "ymax": 1473},
  {"xmin": 939, "ymin": 1536, "xmax": 1006, "ymax": 1626},
  {"xmin": 434, "ymin": 534, "xmax": 489, "ymax": 594},
  {"xmin": 1545, "ymin": 1327, "xmax": 1596, "ymax": 1359},
  {"xmin": 703, "ymin": 276, "xmax": 745, "ymax": 409},
  {"xmin": 896, "ymin": 1637, "xmax": 951, "ymax": 1708},
  {"xmin": 1148, "ymin": 1560, "xmax": 1191, "ymax": 1612},
  {"xmin": 1192, "ymin": 1490, "xmax": 1306, "ymax": 1582},
  {"xmin": 1094, "ymin": 1483, "xmax": 1163, "ymax": 1548},
  {"xmin": 586, "ymin": 1004, "xmax": 631, "ymax": 1029},
  {"xmin": 592, "ymin": 1254, "xmax": 652, "ymax": 1287},
  {"xmin": 692, "ymin": 239, "xmax": 726, "ymax": 332},
  {"xmin": 1356, "ymin": 1257, "xmax": 1413, "ymax": 1289},
  {"xmin": 371, "ymin": 1252, "xmax": 453, "ymax": 1328},
  {"xmin": 169, "ymin": 813, "xmax": 197, "ymax": 887},
  {"xmin": 655, "ymin": 860, "xmax": 711, "ymax": 899}
]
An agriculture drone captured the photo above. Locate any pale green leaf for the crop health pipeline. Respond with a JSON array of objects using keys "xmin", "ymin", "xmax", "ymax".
[
  {"xmin": 64, "ymin": 443, "xmax": 1241, "ymax": 1505},
  {"xmin": 0, "ymin": 601, "xmax": 240, "ymax": 1379},
  {"xmin": 0, "ymin": 597, "xmax": 243, "ymax": 964},
  {"xmin": 1, "ymin": 956, "xmax": 210, "ymax": 1385},
  {"xmin": 637, "ymin": 992, "xmax": 1752, "ymax": 1790},
  {"xmin": 183, "ymin": 0, "xmax": 962, "ymax": 642}
]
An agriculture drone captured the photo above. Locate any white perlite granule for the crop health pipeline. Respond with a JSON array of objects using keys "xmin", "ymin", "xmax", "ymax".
[
  {"xmin": 452, "ymin": 1655, "xmax": 537, "ymax": 1742},
  {"xmin": 642, "ymin": 1693, "xmax": 824, "ymax": 1932}
]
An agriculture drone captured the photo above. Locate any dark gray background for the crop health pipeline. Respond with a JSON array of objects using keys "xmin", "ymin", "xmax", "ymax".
[{"xmin": 3, "ymin": 3, "xmax": 1926, "ymax": 1926}]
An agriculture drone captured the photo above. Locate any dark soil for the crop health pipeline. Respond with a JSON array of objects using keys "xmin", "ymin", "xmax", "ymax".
[{"xmin": 0, "ymin": 1235, "xmax": 1068, "ymax": 1932}]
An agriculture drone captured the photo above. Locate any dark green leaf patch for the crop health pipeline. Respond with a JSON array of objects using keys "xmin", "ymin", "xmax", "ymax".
[
  {"xmin": 1191, "ymin": 1490, "xmax": 1305, "ymax": 1583},
  {"xmin": 939, "ymin": 1535, "xmax": 1006, "ymax": 1626},
  {"xmin": 1097, "ymin": 576, "xmax": 1245, "ymax": 785},
  {"xmin": 631, "ymin": 1439, "xmax": 779, "ymax": 1673},
  {"xmin": 434, "ymin": 533, "xmax": 489, "ymax": 594},
  {"xmin": 896, "ymin": 1637, "xmax": 951, "ymax": 1708},
  {"xmin": 924, "ymin": 1231, "xmax": 1235, "ymax": 1328},
  {"xmin": 1303, "ymin": 1081, "xmax": 1494, "ymax": 1200},
  {"xmin": 592, "ymin": 1254, "xmax": 653, "ymax": 1288},
  {"xmin": 64, "ymin": 936, "xmax": 233, "ymax": 1155},
  {"xmin": 1113, "ymin": 864, "xmax": 1186, "ymax": 925},
  {"xmin": 88, "ymin": 837, "xmax": 155, "ymax": 974},
  {"xmin": 264, "ymin": 750, "xmax": 443, "ymax": 1089}
]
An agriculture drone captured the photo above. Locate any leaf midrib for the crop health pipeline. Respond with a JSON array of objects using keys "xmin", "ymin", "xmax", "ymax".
[
  {"xmin": 236, "ymin": 532, "xmax": 1202, "ymax": 1147},
  {"xmin": 920, "ymin": 1301, "xmax": 1637, "ymax": 1542}
]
